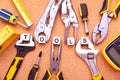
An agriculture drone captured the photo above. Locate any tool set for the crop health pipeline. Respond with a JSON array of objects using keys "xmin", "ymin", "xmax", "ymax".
[{"xmin": 1, "ymin": 0, "xmax": 120, "ymax": 80}]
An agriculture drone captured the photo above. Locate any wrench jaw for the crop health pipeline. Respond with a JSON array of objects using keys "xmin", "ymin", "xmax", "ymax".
[
  {"xmin": 76, "ymin": 37, "xmax": 100, "ymax": 76},
  {"xmin": 15, "ymin": 34, "xmax": 35, "ymax": 57}
]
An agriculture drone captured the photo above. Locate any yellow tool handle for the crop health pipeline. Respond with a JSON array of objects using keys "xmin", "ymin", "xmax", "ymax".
[
  {"xmin": 12, "ymin": 0, "xmax": 33, "ymax": 28},
  {"xmin": 100, "ymin": 0, "xmax": 110, "ymax": 14},
  {"xmin": 4, "ymin": 57, "xmax": 23, "ymax": 80},
  {"xmin": 56, "ymin": 71, "xmax": 64, "ymax": 80},
  {"xmin": 112, "ymin": 0, "xmax": 120, "ymax": 18},
  {"xmin": 42, "ymin": 70, "xmax": 52, "ymax": 80},
  {"xmin": 92, "ymin": 73, "xmax": 104, "ymax": 80}
]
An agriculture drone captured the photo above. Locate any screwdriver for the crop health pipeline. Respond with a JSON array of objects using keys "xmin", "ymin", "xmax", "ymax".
[
  {"xmin": 79, "ymin": 3, "xmax": 89, "ymax": 35},
  {"xmin": 0, "ymin": 8, "xmax": 27, "ymax": 28},
  {"xmin": 28, "ymin": 51, "xmax": 42, "ymax": 80}
]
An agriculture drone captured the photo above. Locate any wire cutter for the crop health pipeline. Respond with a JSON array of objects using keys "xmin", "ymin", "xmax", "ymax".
[
  {"xmin": 76, "ymin": 37, "xmax": 104, "ymax": 80},
  {"xmin": 34, "ymin": 0, "xmax": 63, "ymax": 43},
  {"xmin": 61, "ymin": 0, "xmax": 78, "ymax": 45},
  {"xmin": 42, "ymin": 37, "xmax": 64, "ymax": 80},
  {"xmin": 92, "ymin": 0, "xmax": 120, "ymax": 44}
]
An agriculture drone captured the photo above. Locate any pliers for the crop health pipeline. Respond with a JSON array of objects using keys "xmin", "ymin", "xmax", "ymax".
[
  {"xmin": 42, "ymin": 37, "xmax": 64, "ymax": 80},
  {"xmin": 92, "ymin": 0, "xmax": 120, "ymax": 44},
  {"xmin": 34, "ymin": 0, "xmax": 63, "ymax": 43},
  {"xmin": 76, "ymin": 37, "xmax": 104, "ymax": 80},
  {"xmin": 61, "ymin": 0, "xmax": 78, "ymax": 45}
]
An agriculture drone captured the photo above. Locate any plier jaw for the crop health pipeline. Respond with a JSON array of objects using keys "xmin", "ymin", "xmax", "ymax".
[
  {"xmin": 92, "ymin": 13, "xmax": 109, "ymax": 44},
  {"xmin": 61, "ymin": 0, "xmax": 78, "ymax": 45}
]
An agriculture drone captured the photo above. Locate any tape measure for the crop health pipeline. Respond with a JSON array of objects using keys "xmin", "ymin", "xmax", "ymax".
[
  {"xmin": 0, "ymin": 25, "xmax": 19, "ymax": 53},
  {"xmin": 12, "ymin": 0, "xmax": 33, "ymax": 28},
  {"xmin": 102, "ymin": 34, "xmax": 120, "ymax": 70}
]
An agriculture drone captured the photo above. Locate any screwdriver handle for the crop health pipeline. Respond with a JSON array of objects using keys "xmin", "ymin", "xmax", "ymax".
[
  {"xmin": 79, "ymin": 3, "xmax": 88, "ymax": 21},
  {"xmin": 92, "ymin": 73, "xmax": 104, "ymax": 80},
  {"xmin": 4, "ymin": 57, "xmax": 23, "ymax": 80},
  {"xmin": 100, "ymin": 0, "xmax": 110, "ymax": 14},
  {"xmin": 56, "ymin": 71, "xmax": 64, "ymax": 80},
  {"xmin": 42, "ymin": 70, "xmax": 52, "ymax": 80},
  {"xmin": 28, "ymin": 64, "xmax": 39, "ymax": 80},
  {"xmin": 0, "ymin": 9, "xmax": 18, "ymax": 25},
  {"xmin": 112, "ymin": 0, "xmax": 120, "ymax": 18}
]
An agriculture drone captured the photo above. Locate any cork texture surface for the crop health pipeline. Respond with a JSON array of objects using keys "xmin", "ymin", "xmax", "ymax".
[{"xmin": 0, "ymin": 0, "xmax": 120, "ymax": 80}]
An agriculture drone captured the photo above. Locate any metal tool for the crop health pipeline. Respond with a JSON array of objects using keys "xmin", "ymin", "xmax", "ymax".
[
  {"xmin": 42, "ymin": 37, "xmax": 64, "ymax": 80},
  {"xmin": 4, "ymin": 34, "xmax": 35, "ymax": 80},
  {"xmin": 61, "ymin": 0, "xmax": 78, "ymax": 45},
  {"xmin": 76, "ymin": 37, "xmax": 104, "ymax": 80},
  {"xmin": 0, "ymin": 25, "xmax": 19, "ymax": 53},
  {"xmin": 28, "ymin": 51, "xmax": 42, "ymax": 80},
  {"xmin": 34, "ymin": 0, "xmax": 63, "ymax": 44},
  {"xmin": 0, "ymin": 9, "xmax": 27, "ymax": 28},
  {"xmin": 12, "ymin": 0, "xmax": 33, "ymax": 28},
  {"xmin": 102, "ymin": 34, "xmax": 120, "ymax": 71},
  {"xmin": 79, "ymin": 3, "xmax": 89, "ymax": 35},
  {"xmin": 92, "ymin": 0, "xmax": 120, "ymax": 44}
]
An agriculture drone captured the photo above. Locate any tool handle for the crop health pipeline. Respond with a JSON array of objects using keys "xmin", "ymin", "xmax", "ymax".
[
  {"xmin": 56, "ymin": 71, "xmax": 64, "ymax": 80},
  {"xmin": 92, "ymin": 73, "xmax": 104, "ymax": 80},
  {"xmin": 42, "ymin": 70, "xmax": 51, "ymax": 80},
  {"xmin": 4, "ymin": 57, "xmax": 23, "ymax": 80},
  {"xmin": 0, "ymin": 9, "xmax": 18, "ymax": 25},
  {"xmin": 79, "ymin": 3, "xmax": 88, "ymax": 21},
  {"xmin": 112, "ymin": 0, "xmax": 120, "ymax": 18},
  {"xmin": 100, "ymin": 0, "xmax": 110, "ymax": 14},
  {"xmin": 28, "ymin": 64, "xmax": 39, "ymax": 80}
]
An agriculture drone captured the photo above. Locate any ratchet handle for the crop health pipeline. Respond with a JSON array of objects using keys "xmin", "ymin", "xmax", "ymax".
[
  {"xmin": 79, "ymin": 3, "xmax": 88, "ymax": 21},
  {"xmin": 92, "ymin": 73, "xmax": 104, "ymax": 80},
  {"xmin": 4, "ymin": 57, "xmax": 23, "ymax": 80},
  {"xmin": 42, "ymin": 70, "xmax": 52, "ymax": 80},
  {"xmin": 112, "ymin": 0, "xmax": 120, "ymax": 18},
  {"xmin": 100, "ymin": 0, "xmax": 110, "ymax": 14},
  {"xmin": 56, "ymin": 71, "xmax": 64, "ymax": 80}
]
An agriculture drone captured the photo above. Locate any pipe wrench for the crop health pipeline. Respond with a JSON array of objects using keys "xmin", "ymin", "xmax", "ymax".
[
  {"xmin": 4, "ymin": 34, "xmax": 35, "ymax": 80},
  {"xmin": 34, "ymin": 0, "xmax": 63, "ymax": 44},
  {"xmin": 61, "ymin": 0, "xmax": 78, "ymax": 45},
  {"xmin": 76, "ymin": 37, "xmax": 104, "ymax": 80}
]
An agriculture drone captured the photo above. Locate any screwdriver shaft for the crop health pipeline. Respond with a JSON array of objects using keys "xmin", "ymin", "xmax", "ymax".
[
  {"xmin": 84, "ymin": 21, "xmax": 89, "ymax": 35},
  {"xmin": 17, "ymin": 21, "xmax": 27, "ymax": 28}
]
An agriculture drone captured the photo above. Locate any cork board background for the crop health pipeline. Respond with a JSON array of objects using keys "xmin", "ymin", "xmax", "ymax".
[{"xmin": 0, "ymin": 0, "xmax": 120, "ymax": 80}]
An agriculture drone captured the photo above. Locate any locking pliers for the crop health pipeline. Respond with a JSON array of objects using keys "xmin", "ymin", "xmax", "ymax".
[
  {"xmin": 61, "ymin": 0, "xmax": 78, "ymax": 45},
  {"xmin": 34, "ymin": 0, "xmax": 63, "ymax": 43}
]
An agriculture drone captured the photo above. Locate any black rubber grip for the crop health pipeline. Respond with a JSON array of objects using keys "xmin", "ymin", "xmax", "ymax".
[
  {"xmin": 101, "ymin": 77, "xmax": 104, "ymax": 80},
  {"xmin": 4, "ymin": 58, "xmax": 23, "ymax": 80},
  {"xmin": 100, "ymin": 0, "xmax": 109, "ymax": 14},
  {"xmin": 57, "ymin": 72, "xmax": 64, "ymax": 80},
  {"xmin": 80, "ymin": 3, "xmax": 88, "ymax": 21},
  {"xmin": 42, "ymin": 70, "xmax": 51, "ymax": 80},
  {"xmin": 28, "ymin": 65, "xmax": 39, "ymax": 80}
]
